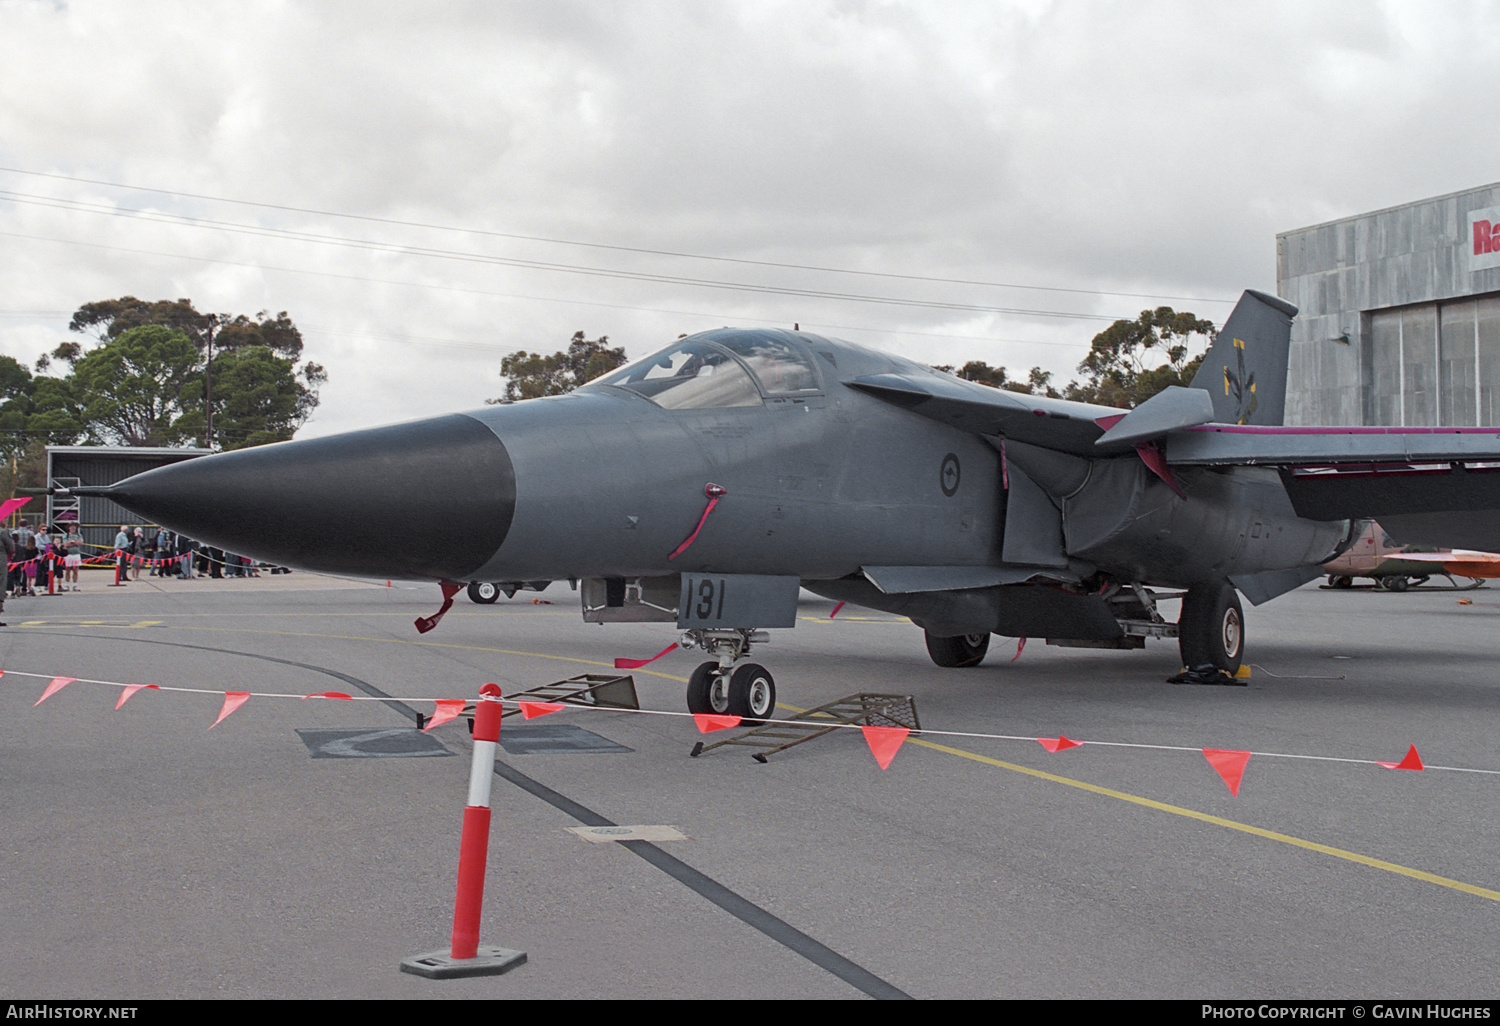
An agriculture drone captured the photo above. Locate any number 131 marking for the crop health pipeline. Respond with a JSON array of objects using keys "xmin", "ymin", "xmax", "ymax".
[{"xmin": 690, "ymin": 577, "xmax": 727, "ymax": 620}]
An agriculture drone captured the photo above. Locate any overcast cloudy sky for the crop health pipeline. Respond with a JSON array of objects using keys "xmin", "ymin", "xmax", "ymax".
[{"xmin": 2, "ymin": 0, "xmax": 1497, "ymax": 437}]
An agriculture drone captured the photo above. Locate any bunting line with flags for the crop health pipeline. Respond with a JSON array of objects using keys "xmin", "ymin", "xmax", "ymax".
[{"xmin": 6, "ymin": 667, "xmax": 1492, "ymax": 792}]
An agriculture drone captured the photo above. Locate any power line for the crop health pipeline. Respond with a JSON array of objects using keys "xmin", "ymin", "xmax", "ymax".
[
  {"xmin": 0, "ymin": 190, "xmax": 1125, "ymax": 322},
  {"xmin": 0, "ymin": 230, "xmax": 1112, "ymax": 351},
  {"xmin": 0, "ymin": 165, "xmax": 1238, "ymax": 306}
]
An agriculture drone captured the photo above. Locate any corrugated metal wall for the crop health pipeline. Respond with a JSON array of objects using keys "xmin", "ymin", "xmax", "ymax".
[{"xmin": 1279, "ymin": 183, "xmax": 1500, "ymax": 426}]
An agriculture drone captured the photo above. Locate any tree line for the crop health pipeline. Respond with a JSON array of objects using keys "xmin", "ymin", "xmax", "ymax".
[{"xmin": 1, "ymin": 296, "xmax": 327, "ymax": 497}]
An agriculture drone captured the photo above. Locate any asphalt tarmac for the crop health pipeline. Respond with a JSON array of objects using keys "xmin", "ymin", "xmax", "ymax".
[{"xmin": 2, "ymin": 570, "xmax": 1498, "ymax": 999}]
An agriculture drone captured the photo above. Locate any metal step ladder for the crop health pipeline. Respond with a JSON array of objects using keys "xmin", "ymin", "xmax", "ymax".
[{"xmin": 690, "ymin": 692, "xmax": 920, "ymax": 762}]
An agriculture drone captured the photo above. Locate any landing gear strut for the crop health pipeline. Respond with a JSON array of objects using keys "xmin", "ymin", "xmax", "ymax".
[
  {"xmin": 1178, "ymin": 580, "xmax": 1244, "ymax": 673},
  {"xmin": 681, "ymin": 628, "xmax": 776, "ymax": 724}
]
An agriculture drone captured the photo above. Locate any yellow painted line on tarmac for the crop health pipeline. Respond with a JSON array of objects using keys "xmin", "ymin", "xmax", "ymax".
[
  {"xmin": 18, "ymin": 620, "xmax": 162, "ymax": 629},
  {"xmin": 909, "ymin": 736, "xmax": 1500, "ymax": 905},
  {"xmin": 776, "ymin": 696, "xmax": 1500, "ymax": 904}
]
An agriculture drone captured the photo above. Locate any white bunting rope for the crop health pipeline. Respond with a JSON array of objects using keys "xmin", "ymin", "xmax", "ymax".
[{"xmin": 5, "ymin": 667, "xmax": 1497, "ymax": 778}]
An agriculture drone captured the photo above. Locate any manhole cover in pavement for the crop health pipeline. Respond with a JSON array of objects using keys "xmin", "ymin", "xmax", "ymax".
[
  {"xmin": 296, "ymin": 727, "xmax": 453, "ymax": 758},
  {"xmin": 499, "ymin": 724, "xmax": 633, "ymax": 755}
]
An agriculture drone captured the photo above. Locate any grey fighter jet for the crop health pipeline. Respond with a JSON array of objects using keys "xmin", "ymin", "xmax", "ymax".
[{"xmin": 92, "ymin": 290, "xmax": 1500, "ymax": 718}]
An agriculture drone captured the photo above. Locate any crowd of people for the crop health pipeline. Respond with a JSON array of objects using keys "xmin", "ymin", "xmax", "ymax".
[{"xmin": 0, "ymin": 519, "xmax": 285, "ymax": 624}]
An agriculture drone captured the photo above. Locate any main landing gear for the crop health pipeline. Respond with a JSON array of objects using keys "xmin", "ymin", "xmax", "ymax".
[
  {"xmin": 1178, "ymin": 579, "xmax": 1244, "ymax": 673},
  {"xmin": 682, "ymin": 628, "xmax": 776, "ymax": 724},
  {"xmin": 924, "ymin": 632, "xmax": 990, "ymax": 667}
]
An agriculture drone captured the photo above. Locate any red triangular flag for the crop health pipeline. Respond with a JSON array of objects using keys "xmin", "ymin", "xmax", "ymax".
[
  {"xmin": 1377, "ymin": 744, "xmax": 1424, "ymax": 771},
  {"xmin": 614, "ymin": 643, "xmax": 678, "ymax": 670},
  {"xmin": 33, "ymin": 676, "xmax": 77, "ymax": 706},
  {"xmin": 115, "ymin": 683, "xmax": 160, "ymax": 710},
  {"xmin": 862, "ymin": 725, "xmax": 910, "ymax": 770},
  {"xmin": 1037, "ymin": 735, "xmax": 1082, "ymax": 753},
  {"xmin": 210, "ymin": 691, "xmax": 251, "ymax": 729},
  {"xmin": 1203, "ymin": 748, "xmax": 1251, "ymax": 796},
  {"xmin": 692, "ymin": 713, "xmax": 741, "ymax": 733},
  {"xmin": 423, "ymin": 699, "xmax": 466, "ymax": 733},
  {"xmin": 519, "ymin": 701, "xmax": 566, "ymax": 719},
  {"xmin": 301, "ymin": 691, "xmax": 353, "ymax": 700}
]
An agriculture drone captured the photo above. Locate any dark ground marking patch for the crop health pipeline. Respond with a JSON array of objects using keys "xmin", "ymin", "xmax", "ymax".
[
  {"xmin": 499, "ymin": 723, "xmax": 633, "ymax": 755},
  {"xmin": 296, "ymin": 727, "xmax": 453, "ymax": 759}
]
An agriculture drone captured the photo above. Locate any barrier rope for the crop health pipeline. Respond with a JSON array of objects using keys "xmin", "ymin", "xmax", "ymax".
[{"xmin": 4, "ymin": 667, "xmax": 1493, "ymax": 777}]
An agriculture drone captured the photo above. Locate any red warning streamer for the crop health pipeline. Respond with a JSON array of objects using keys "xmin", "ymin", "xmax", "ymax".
[
  {"xmin": 424, "ymin": 699, "xmax": 467, "ymax": 733},
  {"xmin": 829, "ymin": 601, "xmax": 845, "ymax": 619},
  {"xmin": 862, "ymin": 725, "xmax": 910, "ymax": 770},
  {"xmin": 614, "ymin": 643, "xmax": 678, "ymax": 670},
  {"xmin": 1378, "ymin": 745, "xmax": 1424, "ymax": 771},
  {"xmin": 115, "ymin": 683, "xmax": 160, "ymax": 710},
  {"xmin": 33, "ymin": 676, "xmax": 76, "ymax": 706},
  {"xmin": 693, "ymin": 713, "xmax": 741, "ymax": 733},
  {"xmin": 1037, "ymin": 735, "xmax": 1082, "ymax": 753},
  {"xmin": 667, "ymin": 483, "xmax": 727, "ymax": 561},
  {"xmin": 414, "ymin": 579, "xmax": 464, "ymax": 634},
  {"xmin": 519, "ymin": 701, "xmax": 566, "ymax": 720},
  {"xmin": 1203, "ymin": 748, "xmax": 1252, "ymax": 796},
  {"xmin": 210, "ymin": 692, "xmax": 250, "ymax": 729}
]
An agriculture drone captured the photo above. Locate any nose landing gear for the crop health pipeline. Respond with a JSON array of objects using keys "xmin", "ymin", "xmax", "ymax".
[{"xmin": 681, "ymin": 628, "xmax": 776, "ymax": 724}]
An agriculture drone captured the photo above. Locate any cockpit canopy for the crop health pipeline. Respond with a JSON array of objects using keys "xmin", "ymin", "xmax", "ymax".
[{"xmin": 591, "ymin": 330, "xmax": 821, "ymax": 410}]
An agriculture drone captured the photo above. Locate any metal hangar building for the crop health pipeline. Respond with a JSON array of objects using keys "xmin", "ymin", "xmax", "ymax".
[{"xmin": 1279, "ymin": 181, "xmax": 1500, "ymax": 427}]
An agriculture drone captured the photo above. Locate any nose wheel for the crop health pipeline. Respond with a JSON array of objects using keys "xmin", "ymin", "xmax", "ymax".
[{"xmin": 686, "ymin": 661, "xmax": 776, "ymax": 725}]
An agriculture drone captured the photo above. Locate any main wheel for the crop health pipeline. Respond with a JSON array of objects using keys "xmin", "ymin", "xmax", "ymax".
[
  {"xmin": 728, "ymin": 663, "xmax": 776, "ymax": 724},
  {"xmin": 1327, "ymin": 575, "xmax": 1354, "ymax": 589},
  {"xmin": 1381, "ymin": 576, "xmax": 1409, "ymax": 592},
  {"xmin": 686, "ymin": 662, "xmax": 731, "ymax": 715},
  {"xmin": 467, "ymin": 581, "xmax": 500, "ymax": 604},
  {"xmin": 924, "ymin": 631, "xmax": 990, "ymax": 668},
  {"xmin": 1178, "ymin": 580, "xmax": 1244, "ymax": 674}
]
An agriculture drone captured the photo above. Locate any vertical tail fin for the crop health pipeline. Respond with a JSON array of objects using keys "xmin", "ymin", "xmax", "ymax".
[{"xmin": 1189, "ymin": 289, "xmax": 1297, "ymax": 425}]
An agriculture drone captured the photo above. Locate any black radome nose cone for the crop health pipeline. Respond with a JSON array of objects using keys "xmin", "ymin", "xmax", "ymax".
[{"xmin": 109, "ymin": 414, "xmax": 515, "ymax": 579}]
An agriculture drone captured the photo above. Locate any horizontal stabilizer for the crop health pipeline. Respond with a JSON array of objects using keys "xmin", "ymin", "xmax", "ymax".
[
  {"xmin": 861, "ymin": 565, "xmax": 1077, "ymax": 594},
  {"xmin": 1095, "ymin": 386, "xmax": 1215, "ymax": 452}
]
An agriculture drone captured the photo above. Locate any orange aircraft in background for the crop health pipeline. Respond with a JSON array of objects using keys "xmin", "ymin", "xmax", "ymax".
[{"xmin": 1323, "ymin": 521, "xmax": 1500, "ymax": 591}]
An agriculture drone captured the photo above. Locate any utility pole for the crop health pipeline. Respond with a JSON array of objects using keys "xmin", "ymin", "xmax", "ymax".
[{"xmin": 204, "ymin": 314, "xmax": 217, "ymax": 450}]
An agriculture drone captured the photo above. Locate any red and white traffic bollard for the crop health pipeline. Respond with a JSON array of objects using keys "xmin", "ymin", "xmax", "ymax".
[{"xmin": 401, "ymin": 683, "xmax": 526, "ymax": 980}]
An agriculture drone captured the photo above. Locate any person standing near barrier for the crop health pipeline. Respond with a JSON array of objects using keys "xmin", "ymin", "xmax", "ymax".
[
  {"xmin": 15, "ymin": 520, "xmax": 34, "ymax": 595},
  {"xmin": 21, "ymin": 527, "xmax": 38, "ymax": 596},
  {"xmin": 153, "ymin": 526, "xmax": 170, "ymax": 576},
  {"xmin": 0, "ymin": 524, "xmax": 12, "ymax": 624},
  {"xmin": 176, "ymin": 533, "xmax": 195, "ymax": 579},
  {"xmin": 129, "ymin": 527, "xmax": 145, "ymax": 580},
  {"xmin": 113, "ymin": 524, "xmax": 130, "ymax": 586},
  {"xmin": 63, "ymin": 525, "xmax": 84, "ymax": 591}
]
